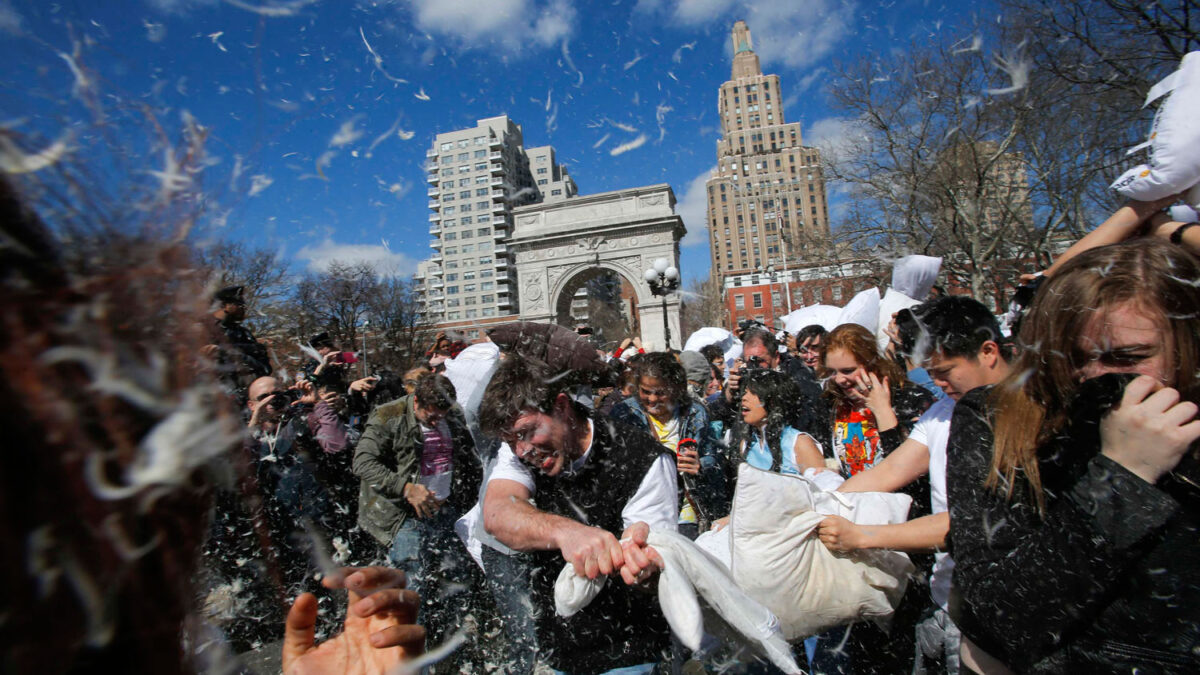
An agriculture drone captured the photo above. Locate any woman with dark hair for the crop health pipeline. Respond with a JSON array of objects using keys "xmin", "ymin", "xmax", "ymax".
[
  {"xmin": 822, "ymin": 323, "xmax": 934, "ymax": 477},
  {"xmin": 610, "ymin": 351, "xmax": 726, "ymax": 535},
  {"xmin": 732, "ymin": 369, "xmax": 825, "ymax": 477},
  {"xmin": 948, "ymin": 239, "xmax": 1200, "ymax": 673}
]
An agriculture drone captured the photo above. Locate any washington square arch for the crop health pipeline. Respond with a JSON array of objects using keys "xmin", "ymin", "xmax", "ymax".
[{"xmin": 508, "ymin": 184, "xmax": 686, "ymax": 350}]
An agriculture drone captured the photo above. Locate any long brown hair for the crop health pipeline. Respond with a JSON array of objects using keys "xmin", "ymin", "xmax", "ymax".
[
  {"xmin": 821, "ymin": 323, "xmax": 906, "ymax": 407},
  {"xmin": 988, "ymin": 239, "xmax": 1200, "ymax": 509}
]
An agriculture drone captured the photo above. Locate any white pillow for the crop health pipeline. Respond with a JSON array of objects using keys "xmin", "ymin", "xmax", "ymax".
[
  {"xmin": 891, "ymin": 255, "xmax": 942, "ymax": 300},
  {"xmin": 836, "ymin": 287, "xmax": 881, "ymax": 334},
  {"xmin": 1111, "ymin": 51, "xmax": 1200, "ymax": 203},
  {"xmin": 730, "ymin": 464, "xmax": 915, "ymax": 641},
  {"xmin": 783, "ymin": 305, "xmax": 841, "ymax": 334}
]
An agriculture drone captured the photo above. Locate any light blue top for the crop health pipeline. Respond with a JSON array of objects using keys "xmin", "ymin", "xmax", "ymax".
[{"xmin": 744, "ymin": 425, "xmax": 805, "ymax": 476}]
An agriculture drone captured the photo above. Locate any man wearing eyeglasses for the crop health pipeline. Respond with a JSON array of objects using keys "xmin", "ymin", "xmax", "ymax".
[{"xmin": 479, "ymin": 352, "xmax": 677, "ymax": 675}]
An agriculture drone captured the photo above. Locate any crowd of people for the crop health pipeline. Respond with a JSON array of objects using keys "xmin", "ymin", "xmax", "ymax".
[{"xmin": 4, "ymin": 175, "xmax": 1200, "ymax": 675}]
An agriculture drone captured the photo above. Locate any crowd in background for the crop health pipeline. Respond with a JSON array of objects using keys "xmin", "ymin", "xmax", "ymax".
[{"xmin": 3, "ymin": 173, "xmax": 1200, "ymax": 675}]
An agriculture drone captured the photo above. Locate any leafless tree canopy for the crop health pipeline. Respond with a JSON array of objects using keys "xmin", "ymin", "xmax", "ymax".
[{"xmin": 826, "ymin": 1, "xmax": 1197, "ymax": 305}]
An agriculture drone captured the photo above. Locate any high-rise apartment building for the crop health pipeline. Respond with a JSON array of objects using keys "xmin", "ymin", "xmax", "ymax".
[
  {"xmin": 706, "ymin": 21, "xmax": 830, "ymax": 283},
  {"xmin": 416, "ymin": 115, "xmax": 576, "ymax": 330}
]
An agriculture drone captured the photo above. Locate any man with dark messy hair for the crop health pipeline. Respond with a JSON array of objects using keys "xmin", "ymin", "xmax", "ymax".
[
  {"xmin": 353, "ymin": 371, "xmax": 481, "ymax": 655},
  {"xmin": 480, "ymin": 352, "xmax": 678, "ymax": 674}
]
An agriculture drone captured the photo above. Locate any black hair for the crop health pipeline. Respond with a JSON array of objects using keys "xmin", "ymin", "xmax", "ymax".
[
  {"xmin": 632, "ymin": 351, "xmax": 689, "ymax": 408},
  {"xmin": 732, "ymin": 369, "xmax": 802, "ymax": 473},
  {"xmin": 795, "ymin": 324, "xmax": 827, "ymax": 343},
  {"xmin": 479, "ymin": 353, "xmax": 573, "ymax": 438},
  {"xmin": 699, "ymin": 344, "xmax": 725, "ymax": 364},
  {"xmin": 915, "ymin": 296, "xmax": 1005, "ymax": 362},
  {"xmin": 741, "ymin": 327, "xmax": 779, "ymax": 358}
]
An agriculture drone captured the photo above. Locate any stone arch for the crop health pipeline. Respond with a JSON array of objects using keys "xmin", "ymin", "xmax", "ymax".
[{"xmin": 550, "ymin": 263, "xmax": 642, "ymax": 335}]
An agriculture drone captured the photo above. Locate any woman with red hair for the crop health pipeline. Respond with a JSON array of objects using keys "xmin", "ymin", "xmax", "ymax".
[{"xmin": 822, "ymin": 323, "xmax": 935, "ymax": 478}]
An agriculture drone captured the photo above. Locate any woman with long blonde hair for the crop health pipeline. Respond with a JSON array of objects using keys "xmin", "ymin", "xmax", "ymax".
[{"xmin": 947, "ymin": 238, "xmax": 1200, "ymax": 673}]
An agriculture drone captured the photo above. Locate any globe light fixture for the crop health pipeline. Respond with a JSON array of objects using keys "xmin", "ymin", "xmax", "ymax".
[{"xmin": 644, "ymin": 258, "xmax": 681, "ymax": 350}]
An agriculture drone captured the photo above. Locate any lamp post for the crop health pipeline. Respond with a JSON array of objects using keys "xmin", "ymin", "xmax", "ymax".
[
  {"xmin": 643, "ymin": 257, "xmax": 680, "ymax": 351},
  {"xmin": 361, "ymin": 319, "xmax": 370, "ymax": 378}
]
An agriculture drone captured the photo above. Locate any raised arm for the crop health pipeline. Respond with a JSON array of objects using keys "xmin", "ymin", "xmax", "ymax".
[{"xmin": 1040, "ymin": 197, "xmax": 1178, "ymax": 279}]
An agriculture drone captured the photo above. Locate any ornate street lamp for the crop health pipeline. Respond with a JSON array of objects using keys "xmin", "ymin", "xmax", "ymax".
[{"xmin": 643, "ymin": 257, "xmax": 680, "ymax": 350}]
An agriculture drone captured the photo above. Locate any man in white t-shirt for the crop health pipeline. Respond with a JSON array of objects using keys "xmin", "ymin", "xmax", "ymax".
[
  {"xmin": 816, "ymin": 297, "xmax": 1011, "ymax": 675},
  {"xmin": 479, "ymin": 352, "xmax": 678, "ymax": 675}
]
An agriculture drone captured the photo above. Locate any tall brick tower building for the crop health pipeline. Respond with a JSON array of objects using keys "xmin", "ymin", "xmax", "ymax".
[{"xmin": 706, "ymin": 21, "xmax": 830, "ymax": 282}]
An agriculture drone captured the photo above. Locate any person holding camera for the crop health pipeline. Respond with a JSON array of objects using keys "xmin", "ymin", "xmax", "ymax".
[{"xmin": 709, "ymin": 327, "xmax": 827, "ymax": 448}]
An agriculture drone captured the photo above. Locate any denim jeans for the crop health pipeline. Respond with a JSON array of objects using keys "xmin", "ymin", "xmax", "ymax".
[
  {"xmin": 387, "ymin": 509, "xmax": 474, "ymax": 647},
  {"xmin": 913, "ymin": 608, "xmax": 961, "ymax": 675}
]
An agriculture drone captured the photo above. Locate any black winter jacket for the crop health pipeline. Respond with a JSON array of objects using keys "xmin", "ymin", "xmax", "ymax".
[{"xmin": 947, "ymin": 376, "xmax": 1200, "ymax": 674}]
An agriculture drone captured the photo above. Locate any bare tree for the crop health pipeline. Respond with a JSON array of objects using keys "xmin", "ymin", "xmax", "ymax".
[
  {"xmin": 365, "ymin": 274, "xmax": 428, "ymax": 373},
  {"xmin": 826, "ymin": 5, "xmax": 1195, "ymax": 305},
  {"xmin": 680, "ymin": 275, "xmax": 727, "ymax": 338},
  {"xmin": 193, "ymin": 240, "xmax": 291, "ymax": 332}
]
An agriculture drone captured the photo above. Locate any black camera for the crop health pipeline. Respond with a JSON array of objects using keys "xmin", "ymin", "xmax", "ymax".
[{"xmin": 266, "ymin": 388, "xmax": 301, "ymax": 412}]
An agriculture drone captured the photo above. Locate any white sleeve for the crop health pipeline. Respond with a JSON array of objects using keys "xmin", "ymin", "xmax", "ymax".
[
  {"xmin": 487, "ymin": 442, "xmax": 535, "ymax": 494},
  {"xmin": 621, "ymin": 455, "xmax": 679, "ymax": 532}
]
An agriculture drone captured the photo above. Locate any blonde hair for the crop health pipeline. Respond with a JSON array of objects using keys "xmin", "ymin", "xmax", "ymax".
[{"xmin": 988, "ymin": 239, "xmax": 1200, "ymax": 509}]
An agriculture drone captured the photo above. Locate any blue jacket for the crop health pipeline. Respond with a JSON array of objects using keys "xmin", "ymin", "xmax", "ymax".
[{"xmin": 609, "ymin": 396, "xmax": 729, "ymax": 522}]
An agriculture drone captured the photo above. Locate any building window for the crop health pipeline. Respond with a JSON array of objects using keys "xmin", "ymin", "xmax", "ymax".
[
  {"xmin": 465, "ymin": 297, "xmax": 477, "ymax": 305},
  {"xmin": 457, "ymin": 139, "xmax": 469, "ymax": 148},
  {"xmin": 461, "ymin": 216, "xmax": 472, "ymax": 225},
  {"xmin": 481, "ymin": 281, "xmax": 494, "ymax": 290},
  {"xmin": 475, "ymin": 163, "xmax": 487, "ymax": 171},
  {"xmin": 457, "ymin": 153, "xmax": 469, "ymax": 162},
  {"xmin": 537, "ymin": 167, "xmax": 547, "ymax": 174},
  {"xmin": 440, "ymin": 142, "xmax": 453, "ymax": 151},
  {"xmin": 538, "ymin": 179, "xmax": 548, "ymax": 185},
  {"xmin": 476, "ymin": 188, "xmax": 488, "ymax": 196},
  {"xmin": 447, "ymin": 311, "xmax": 461, "ymax": 320},
  {"xmin": 483, "ymin": 308, "xmax": 496, "ymax": 317},
  {"xmin": 479, "ymin": 256, "xmax": 492, "ymax": 264},
  {"xmin": 734, "ymin": 295, "xmax": 745, "ymax": 310},
  {"xmin": 474, "ymin": 149, "xmax": 486, "ymax": 158},
  {"xmin": 753, "ymin": 293, "xmax": 763, "ymax": 308},
  {"xmin": 481, "ymin": 294, "xmax": 494, "ymax": 303},
  {"xmin": 461, "ymin": 230, "xmax": 473, "ymax": 239},
  {"xmin": 552, "ymin": 189, "xmax": 562, "ymax": 195},
  {"xmin": 466, "ymin": 309, "xmax": 478, "ymax": 318},
  {"xmin": 832, "ymin": 286, "xmax": 843, "ymax": 301},
  {"xmin": 444, "ymin": 206, "xmax": 455, "ymax": 215},
  {"xmin": 464, "ymin": 284, "xmax": 476, "ymax": 293},
  {"xmin": 444, "ymin": 232, "xmax": 457, "ymax": 241},
  {"xmin": 446, "ymin": 286, "xmax": 459, "ymax": 294},
  {"xmin": 444, "ymin": 247, "xmax": 457, "ymax": 255},
  {"xmin": 474, "ymin": 136, "xmax": 486, "ymax": 145}
]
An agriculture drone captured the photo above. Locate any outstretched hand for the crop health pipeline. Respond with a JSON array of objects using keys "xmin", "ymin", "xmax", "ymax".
[{"xmin": 283, "ymin": 566, "xmax": 425, "ymax": 675}]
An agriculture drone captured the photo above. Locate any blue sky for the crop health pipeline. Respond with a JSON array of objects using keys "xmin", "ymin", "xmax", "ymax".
[{"xmin": 1, "ymin": 0, "xmax": 969, "ymax": 285}]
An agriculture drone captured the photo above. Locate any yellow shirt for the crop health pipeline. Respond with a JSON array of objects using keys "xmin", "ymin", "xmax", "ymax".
[{"xmin": 648, "ymin": 413, "xmax": 696, "ymax": 524}]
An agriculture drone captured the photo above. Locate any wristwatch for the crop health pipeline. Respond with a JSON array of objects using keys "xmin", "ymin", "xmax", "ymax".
[{"xmin": 1170, "ymin": 222, "xmax": 1199, "ymax": 245}]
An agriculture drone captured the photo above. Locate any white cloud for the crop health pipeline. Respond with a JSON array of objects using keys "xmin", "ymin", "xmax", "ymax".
[
  {"xmin": 402, "ymin": 0, "xmax": 575, "ymax": 54},
  {"xmin": 0, "ymin": 0, "xmax": 24, "ymax": 34},
  {"xmin": 805, "ymin": 115, "xmax": 867, "ymax": 164},
  {"xmin": 296, "ymin": 238, "xmax": 418, "ymax": 276},
  {"xmin": 677, "ymin": 167, "xmax": 715, "ymax": 247},
  {"xmin": 643, "ymin": 0, "xmax": 856, "ymax": 70}
]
